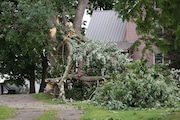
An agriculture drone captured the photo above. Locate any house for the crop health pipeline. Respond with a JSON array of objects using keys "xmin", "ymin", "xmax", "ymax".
[{"xmin": 85, "ymin": 10, "xmax": 163, "ymax": 66}]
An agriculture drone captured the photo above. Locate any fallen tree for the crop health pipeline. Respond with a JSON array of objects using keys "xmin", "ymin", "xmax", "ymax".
[
  {"xmin": 45, "ymin": 74, "xmax": 110, "ymax": 83},
  {"xmin": 45, "ymin": 73, "xmax": 110, "ymax": 99},
  {"xmin": 47, "ymin": 29, "xmax": 131, "ymax": 100},
  {"xmin": 45, "ymin": 0, "xmax": 131, "ymax": 100}
]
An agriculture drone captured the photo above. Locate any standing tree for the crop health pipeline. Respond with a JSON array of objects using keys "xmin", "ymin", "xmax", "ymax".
[
  {"xmin": 114, "ymin": 0, "xmax": 180, "ymax": 68},
  {"xmin": 0, "ymin": 0, "xmax": 55, "ymax": 93},
  {"xmin": 47, "ymin": 0, "xmax": 131, "ymax": 100},
  {"xmin": 0, "ymin": 0, "xmax": 126, "ymax": 98}
]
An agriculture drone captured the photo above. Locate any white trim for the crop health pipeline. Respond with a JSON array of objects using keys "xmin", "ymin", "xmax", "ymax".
[
  {"xmin": 153, "ymin": 52, "xmax": 164, "ymax": 64},
  {"xmin": 155, "ymin": 24, "xmax": 164, "ymax": 40},
  {"xmin": 154, "ymin": 1, "xmax": 160, "ymax": 10}
]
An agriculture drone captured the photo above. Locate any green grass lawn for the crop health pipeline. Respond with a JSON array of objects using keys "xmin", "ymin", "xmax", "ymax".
[
  {"xmin": 71, "ymin": 101, "xmax": 180, "ymax": 120},
  {"xmin": 0, "ymin": 105, "xmax": 16, "ymax": 120},
  {"xmin": 31, "ymin": 93, "xmax": 64, "ymax": 104},
  {"xmin": 32, "ymin": 93, "xmax": 180, "ymax": 120},
  {"xmin": 35, "ymin": 110, "xmax": 58, "ymax": 120}
]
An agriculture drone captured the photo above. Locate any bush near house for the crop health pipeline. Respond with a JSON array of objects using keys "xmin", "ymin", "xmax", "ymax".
[{"xmin": 91, "ymin": 60, "xmax": 180, "ymax": 110}]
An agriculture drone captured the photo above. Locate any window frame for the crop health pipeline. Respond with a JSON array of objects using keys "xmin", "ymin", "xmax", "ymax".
[
  {"xmin": 153, "ymin": 52, "xmax": 164, "ymax": 64},
  {"xmin": 154, "ymin": 1, "xmax": 160, "ymax": 10}
]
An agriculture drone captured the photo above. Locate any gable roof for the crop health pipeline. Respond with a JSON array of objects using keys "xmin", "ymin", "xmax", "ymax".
[{"xmin": 85, "ymin": 10, "xmax": 127, "ymax": 43}]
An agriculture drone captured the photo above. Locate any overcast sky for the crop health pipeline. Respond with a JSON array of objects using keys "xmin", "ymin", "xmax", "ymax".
[{"xmin": 82, "ymin": 10, "xmax": 91, "ymax": 29}]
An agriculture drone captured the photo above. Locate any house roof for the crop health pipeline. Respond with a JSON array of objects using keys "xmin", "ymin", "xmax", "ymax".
[{"xmin": 85, "ymin": 10, "xmax": 127, "ymax": 43}]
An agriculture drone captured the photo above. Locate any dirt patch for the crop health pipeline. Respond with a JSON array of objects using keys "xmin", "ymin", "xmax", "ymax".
[{"xmin": 0, "ymin": 94, "xmax": 82, "ymax": 120}]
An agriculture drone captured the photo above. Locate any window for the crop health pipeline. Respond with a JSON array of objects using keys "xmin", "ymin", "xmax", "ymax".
[
  {"xmin": 155, "ymin": 25, "xmax": 164, "ymax": 39},
  {"xmin": 154, "ymin": 52, "xmax": 164, "ymax": 64},
  {"xmin": 154, "ymin": 1, "xmax": 160, "ymax": 10}
]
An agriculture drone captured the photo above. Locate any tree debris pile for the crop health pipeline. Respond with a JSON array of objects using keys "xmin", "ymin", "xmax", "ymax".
[{"xmin": 46, "ymin": 23, "xmax": 132, "ymax": 100}]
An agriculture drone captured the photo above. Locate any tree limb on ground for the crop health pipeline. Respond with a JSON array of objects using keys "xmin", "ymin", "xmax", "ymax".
[
  {"xmin": 45, "ymin": 74, "xmax": 110, "ymax": 83},
  {"xmin": 57, "ymin": 40, "xmax": 73, "ymax": 101}
]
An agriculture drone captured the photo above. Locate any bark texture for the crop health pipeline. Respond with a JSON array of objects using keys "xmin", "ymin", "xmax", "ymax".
[
  {"xmin": 39, "ymin": 53, "xmax": 48, "ymax": 92},
  {"xmin": 47, "ymin": 0, "xmax": 90, "ymax": 100},
  {"xmin": 46, "ymin": 74, "xmax": 110, "ymax": 83},
  {"xmin": 73, "ymin": 0, "xmax": 89, "ymax": 76},
  {"xmin": 73, "ymin": 0, "xmax": 89, "ymax": 36},
  {"xmin": 58, "ymin": 40, "xmax": 74, "ymax": 101},
  {"xmin": 29, "ymin": 65, "xmax": 35, "ymax": 93}
]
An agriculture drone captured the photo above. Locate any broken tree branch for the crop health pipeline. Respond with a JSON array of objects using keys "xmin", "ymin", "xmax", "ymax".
[
  {"xmin": 45, "ymin": 74, "xmax": 110, "ymax": 83},
  {"xmin": 58, "ymin": 40, "xmax": 73, "ymax": 101}
]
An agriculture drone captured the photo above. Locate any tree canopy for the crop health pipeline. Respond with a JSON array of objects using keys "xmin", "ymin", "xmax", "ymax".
[
  {"xmin": 0, "ymin": 0, "xmax": 120, "ymax": 96},
  {"xmin": 1, "ymin": 0, "xmax": 179, "ymax": 101},
  {"xmin": 114, "ymin": 0, "xmax": 180, "ymax": 68}
]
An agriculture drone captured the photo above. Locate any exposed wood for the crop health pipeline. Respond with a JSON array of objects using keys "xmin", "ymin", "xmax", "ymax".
[
  {"xmin": 47, "ymin": 0, "xmax": 91, "ymax": 100},
  {"xmin": 45, "ymin": 74, "xmax": 110, "ymax": 98},
  {"xmin": 49, "ymin": 15, "xmax": 60, "ymax": 66}
]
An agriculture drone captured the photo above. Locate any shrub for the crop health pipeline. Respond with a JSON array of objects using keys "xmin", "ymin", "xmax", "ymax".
[
  {"xmin": 65, "ymin": 40, "xmax": 132, "ymax": 100},
  {"xmin": 91, "ymin": 60, "xmax": 180, "ymax": 110}
]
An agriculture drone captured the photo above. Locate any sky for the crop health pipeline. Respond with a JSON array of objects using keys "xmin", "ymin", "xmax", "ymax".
[{"xmin": 82, "ymin": 10, "xmax": 91, "ymax": 29}]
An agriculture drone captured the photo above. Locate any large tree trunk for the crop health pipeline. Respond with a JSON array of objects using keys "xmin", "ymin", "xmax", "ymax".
[
  {"xmin": 73, "ymin": 0, "xmax": 89, "ymax": 76},
  {"xmin": 73, "ymin": 0, "xmax": 89, "ymax": 36},
  {"xmin": 29, "ymin": 65, "xmax": 36, "ymax": 93},
  {"xmin": 47, "ymin": 0, "xmax": 89, "ymax": 100},
  {"xmin": 39, "ymin": 53, "xmax": 48, "ymax": 92}
]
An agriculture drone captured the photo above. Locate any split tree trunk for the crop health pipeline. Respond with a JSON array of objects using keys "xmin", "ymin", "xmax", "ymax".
[
  {"xmin": 49, "ymin": 15, "xmax": 60, "ymax": 66},
  {"xmin": 57, "ymin": 0, "xmax": 89, "ymax": 100},
  {"xmin": 48, "ymin": 0, "xmax": 89, "ymax": 100}
]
